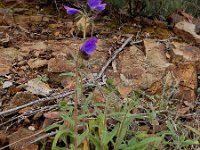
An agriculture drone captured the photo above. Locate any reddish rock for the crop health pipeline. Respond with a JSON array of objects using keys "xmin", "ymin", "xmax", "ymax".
[
  {"xmin": 8, "ymin": 128, "xmax": 40, "ymax": 150},
  {"xmin": 27, "ymin": 58, "xmax": 48, "ymax": 69},
  {"xmin": 10, "ymin": 91, "xmax": 38, "ymax": 107},
  {"xmin": 0, "ymin": 48, "xmax": 18, "ymax": 76},
  {"xmin": 30, "ymin": 15, "xmax": 43, "ymax": 22},
  {"xmin": 48, "ymin": 56, "xmax": 74, "ymax": 73},
  {"xmin": 174, "ymin": 21, "xmax": 200, "ymax": 43},
  {"xmin": 114, "ymin": 39, "xmax": 172, "ymax": 97},
  {"xmin": 170, "ymin": 42, "xmax": 200, "ymax": 72},
  {"xmin": 14, "ymin": 15, "xmax": 30, "ymax": 27},
  {"xmin": 0, "ymin": 132, "xmax": 8, "ymax": 147}
]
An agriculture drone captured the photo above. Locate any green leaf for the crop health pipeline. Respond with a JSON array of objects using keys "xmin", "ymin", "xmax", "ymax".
[
  {"xmin": 52, "ymin": 130, "xmax": 67, "ymax": 150},
  {"xmin": 45, "ymin": 123, "xmax": 61, "ymax": 132},
  {"xmin": 59, "ymin": 100, "xmax": 68, "ymax": 111},
  {"xmin": 116, "ymin": 117, "xmax": 132, "ymax": 147},
  {"xmin": 166, "ymin": 121, "xmax": 176, "ymax": 136},
  {"xmin": 102, "ymin": 124, "xmax": 119, "ymax": 145},
  {"xmin": 60, "ymin": 113, "xmax": 75, "ymax": 125},
  {"xmin": 184, "ymin": 125, "xmax": 200, "ymax": 136},
  {"xmin": 124, "ymin": 136, "xmax": 163, "ymax": 150},
  {"xmin": 182, "ymin": 139, "xmax": 199, "ymax": 147},
  {"xmin": 88, "ymin": 134, "xmax": 101, "ymax": 150},
  {"xmin": 78, "ymin": 114, "xmax": 90, "ymax": 120},
  {"xmin": 82, "ymin": 93, "xmax": 93, "ymax": 113},
  {"xmin": 77, "ymin": 130, "xmax": 89, "ymax": 146}
]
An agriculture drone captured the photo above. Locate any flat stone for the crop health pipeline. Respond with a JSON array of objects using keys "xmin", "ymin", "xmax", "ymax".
[
  {"xmin": 8, "ymin": 128, "xmax": 39, "ymax": 150},
  {"xmin": 0, "ymin": 48, "xmax": 18, "ymax": 76},
  {"xmin": 174, "ymin": 21, "xmax": 200, "ymax": 43},
  {"xmin": 27, "ymin": 58, "xmax": 48, "ymax": 69},
  {"xmin": 13, "ymin": 15, "xmax": 30, "ymax": 27},
  {"xmin": 2, "ymin": 81, "xmax": 13, "ymax": 89},
  {"xmin": 171, "ymin": 42, "xmax": 200, "ymax": 72},
  {"xmin": 170, "ymin": 63, "xmax": 197, "ymax": 102},
  {"xmin": 19, "ymin": 41, "xmax": 47, "ymax": 57},
  {"xmin": 112, "ymin": 39, "xmax": 178, "ymax": 98},
  {"xmin": 25, "ymin": 78, "xmax": 52, "ymax": 96},
  {"xmin": 48, "ymin": 57, "xmax": 74, "ymax": 73},
  {"xmin": 13, "ymin": 8, "xmax": 29, "ymax": 14},
  {"xmin": 30, "ymin": 15, "xmax": 43, "ymax": 22},
  {"xmin": 10, "ymin": 91, "xmax": 38, "ymax": 107}
]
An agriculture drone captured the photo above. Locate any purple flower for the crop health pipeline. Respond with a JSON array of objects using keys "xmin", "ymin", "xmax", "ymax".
[
  {"xmin": 64, "ymin": 6, "xmax": 79, "ymax": 15},
  {"xmin": 88, "ymin": 0, "xmax": 106, "ymax": 12},
  {"xmin": 80, "ymin": 37, "xmax": 97, "ymax": 55}
]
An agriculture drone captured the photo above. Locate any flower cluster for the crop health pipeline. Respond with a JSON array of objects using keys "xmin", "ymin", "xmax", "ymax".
[
  {"xmin": 64, "ymin": 0, "xmax": 106, "ymax": 15},
  {"xmin": 64, "ymin": 0, "xmax": 106, "ymax": 55}
]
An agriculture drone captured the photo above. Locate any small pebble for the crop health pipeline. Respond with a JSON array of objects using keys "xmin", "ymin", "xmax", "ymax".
[
  {"xmin": 28, "ymin": 126, "xmax": 36, "ymax": 131},
  {"xmin": 3, "ymin": 81, "xmax": 13, "ymax": 89}
]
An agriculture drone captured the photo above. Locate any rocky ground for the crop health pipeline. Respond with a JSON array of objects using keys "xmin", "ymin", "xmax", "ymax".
[{"xmin": 0, "ymin": 1, "xmax": 200, "ymax": 150}]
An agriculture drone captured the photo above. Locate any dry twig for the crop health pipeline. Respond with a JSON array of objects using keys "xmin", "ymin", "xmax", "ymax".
[
  {"xmin": 97, "ymin": 36, "xmax": 142, "ymax": 79},
  {"xmin": 0, "ymin": 91, "xmax": 74, "ymax": 117}
]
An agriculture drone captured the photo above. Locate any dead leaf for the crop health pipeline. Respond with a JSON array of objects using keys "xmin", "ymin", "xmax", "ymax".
[{"xmin": 76, "ymin": 16, "xmax": 90, "ymax": 36}]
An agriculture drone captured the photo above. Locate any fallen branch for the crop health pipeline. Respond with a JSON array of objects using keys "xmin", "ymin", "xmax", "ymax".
[
  {"xmin": 0, "ymin": 104, "xmax": 58, "ymax": 128},
  {"xmin": 97, "ymin": 36, "xmax": 142, "ymax": 79},
  {"xmin": 0, "ymin": 90, "xmax": 74, "ymax": 117}
]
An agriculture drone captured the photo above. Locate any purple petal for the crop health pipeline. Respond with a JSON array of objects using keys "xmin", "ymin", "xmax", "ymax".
[
  {"xmin": 64, "ymin": 6, "xmax": 79, "ymax": 15},
  {"xmin": 87, "ymin": 0, "xmax": 101, "ymax": 10},
  {"xmin": 80, "ymin": 37, "xmax": 97, "ymax": 55},
  {"xmin": 95, "ymin": 3, "xmax": 106, "ymax": 11}
]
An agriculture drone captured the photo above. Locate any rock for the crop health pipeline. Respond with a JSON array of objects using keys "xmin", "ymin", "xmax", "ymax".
[
  {"xmin": 13, "ymin": 8, "xmax": 29, "ymax": 14},
  {"xmin": 174, "ymin": 21, "xmax": 200, "ymax": 43},
  {"xmin": 10, "ymin": 91, "xmax": 38, "ymax": 107},
  {"xmin": 170, "ymin": 42, "xmax": 200, "ymax": 72},
  {"xmin": 28, "ymin": 126, "xmax": 36, "ymax": 131},
  {"xmin": 93, "ymin": 88, "xmax": 105, "ymax": 103},
  {"xmin": 27, "ymin": 58, "xmax": 48, "ymax": 69},
  {"xmin": 170, "ymin": 63, "xmax": 197, "ymax": 102},
  {"xmin": 0, "ymin": 48, "xmax": 18, "ymax": 76},
  {"xmin": 156, "ymin": 41, "xmax": 199, "ymax": 102},
  {"xmin": 8, "ymin": 128, "xmax": 39, "ymax": 150},
  {"xmin": 117, "ymin": 84, "xmax": 132, "ymax": 98},
  {"xmin": 21, "ymin": 144, "xmax": 38, "ymax": 150},
  {"xmin": 113, "ymin": 39, "xmax": 173, "ymax": 97},
  {"xmin": 0, "ymin": 8, "xmax": 14, "ymax": 25},
  {"xmin": 30, "ymin": 15, "xmax": 43, "ymax": 22},
  {"xmin": 168, "ymin": 10, "xmax": 193, "ymax": 25},
  {"xmin": 0, "ymin": 132, "xmax": 8, "ymax": 147},
  {"xmin": 14, "ymin": 15, "xmax": 30, "ymax": 27},
  {"xmin": 0, "ymin": 26, "xmax": 10, "ymax": 32},
  {"xmin": 48, "ymin": 56, "xmax": 74, "ymax": 73},
  {"xmin": 19, "ymin": 41, "xmax": 47, "ymax": 57},
  {"xmin": 2, "ymin": 81, "xmax": 13, "ymax": 89},
  {"xmin": 25, "ymin": 78, "xmax": 52, "ymax": 96},
  {"xmin": 42, "ymin": 16, "xmax": 49, "ymax": 22}
]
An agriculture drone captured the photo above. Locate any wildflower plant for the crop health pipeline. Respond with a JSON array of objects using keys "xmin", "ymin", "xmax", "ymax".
[
  {"xmin": 48, "ymin": 1, "xmax": 107, "ymax": 149},
  {"xmin": 64, "ymin": 0, "xmax": 106, "ymax": 41}
]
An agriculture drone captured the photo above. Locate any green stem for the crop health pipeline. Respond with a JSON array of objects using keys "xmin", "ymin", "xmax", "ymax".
[
  {"xmin": 83, "ymin": 15, "xmax": 87, "ymax": 40},
  {"xmin": 74, "ymin": 51, "xmax": 79, "ymax": 150}
]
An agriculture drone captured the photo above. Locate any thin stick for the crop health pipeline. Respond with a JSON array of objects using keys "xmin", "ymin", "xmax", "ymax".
[
  {"xmin": 30, "ymin": 130, "xmax": 58, "ymax": 144},
  {"xmin": 0, "ymin": 130, "xmax": 44, "ymax": 150},
  {"xmin": 0, "ymin": 91, "xmax": 74, "ymax": 117},
  {"xmin": 97, "ymin": 36, "xmax": 142, "ymax": 79},
  {"xmin": 0, "ymin": 105, "xmax": 58, "ymax": 128}
]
